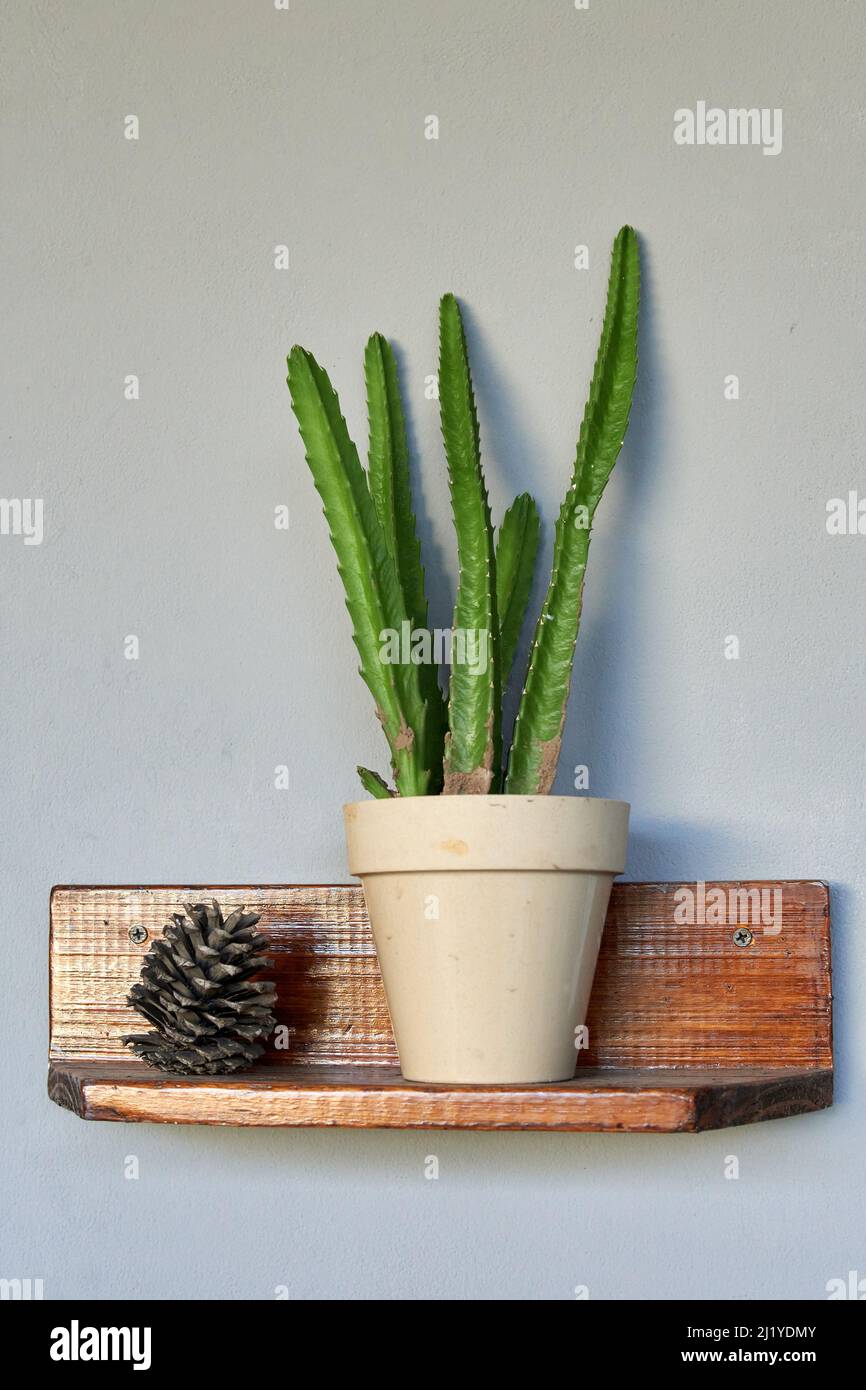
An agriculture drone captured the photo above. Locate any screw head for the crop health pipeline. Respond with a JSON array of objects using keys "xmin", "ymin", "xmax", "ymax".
[
  {"xmin": 733, "ymin": 927, "xmax": 753, "ymax": 947},
  {"xmin": 128, "ymin": 925, "xmax": 148, "ymax": 945}
]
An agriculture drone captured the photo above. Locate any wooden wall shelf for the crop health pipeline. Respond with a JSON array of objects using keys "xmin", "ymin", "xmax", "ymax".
[{"xmin": 48, "ymin": 881, "xmax": 833, "ymax": 1132}]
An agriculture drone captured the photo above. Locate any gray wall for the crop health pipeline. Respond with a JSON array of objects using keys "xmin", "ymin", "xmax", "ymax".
[{"xmin": 3, "ymin": 0, "xmax": 863, "ymax": 1300}]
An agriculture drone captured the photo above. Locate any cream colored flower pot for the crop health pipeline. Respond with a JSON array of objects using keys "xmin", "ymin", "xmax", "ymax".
[{"xmin": 343, "ymin": 795, "xmax": 629, "ymax": 1084}]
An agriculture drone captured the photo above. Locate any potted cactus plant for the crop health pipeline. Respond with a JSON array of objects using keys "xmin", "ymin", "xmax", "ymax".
[{"xmin": 287, "ymin": 227, "xmax": 640, "ymax": 1083}]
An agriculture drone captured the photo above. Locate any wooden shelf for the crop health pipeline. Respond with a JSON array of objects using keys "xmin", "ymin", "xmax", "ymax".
[
  {"xmin": 49, "ymin": 1061, "xmax": 832, "ymax": 1132},
  {"xmin": 48, "ymin": 881, "xmax": 833, "ymax": 1132}
]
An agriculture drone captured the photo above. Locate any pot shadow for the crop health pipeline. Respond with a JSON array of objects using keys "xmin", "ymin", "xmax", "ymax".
[{"xmin": 622, "ymin": 818, "xmax": 752, "ymax": 880}]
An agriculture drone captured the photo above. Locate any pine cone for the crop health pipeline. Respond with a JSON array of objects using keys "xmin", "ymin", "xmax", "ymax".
[{"xmin": 123, "ymin": 900, "xmax": 277, "ymax": 1075}]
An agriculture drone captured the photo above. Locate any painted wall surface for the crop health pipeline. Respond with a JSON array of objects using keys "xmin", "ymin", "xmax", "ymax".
[{"xmin": 2, "ymin": 0, "xmax": 863, "ymax": 1300}]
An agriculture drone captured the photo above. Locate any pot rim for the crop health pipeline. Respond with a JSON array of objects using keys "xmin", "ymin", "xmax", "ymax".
[
  {"xmin": 343, "ymin": 793, "xmax": 630, "ymax": 811},
  {"xmin": 343, "ymin": 794, "xmax": 630, "ymax": 875}
]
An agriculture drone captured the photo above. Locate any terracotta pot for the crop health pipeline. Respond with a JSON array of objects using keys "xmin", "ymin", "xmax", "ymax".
[{"xmin": 343, "ymin": 795, "xmax": 629, "ymax": 1083}]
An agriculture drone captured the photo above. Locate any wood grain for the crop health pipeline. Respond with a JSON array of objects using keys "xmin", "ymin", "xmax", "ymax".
[
  {"xmin": 47, "ymin": 1061, "xmax": 834, "ymax": 1132},
  {"xmin": 47, "ymin": 881, "xmax": 832, "ymax": 1130},
  {"xmin": 49, "ymin": 881, "xmax": 832, "ymax": 1068}
]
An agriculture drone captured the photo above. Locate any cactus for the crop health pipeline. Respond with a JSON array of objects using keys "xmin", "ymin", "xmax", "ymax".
[
  {"xmin": 286, "ymin": 227, "xmax": 640, "ymax": 797},
  {"xmin": 506, "ymin": 226, "xmax": 640, "ymax": 793},
  {"xmin": 364, "ymin": 333, "xmax": 447, "ymax": 790},
  {"xmin": 438, "ymin": 293, "xmax": 501, "ymax": 794},
  {"xmin": 496, "ymin": 492, "xmax": 540, "ymax": 690}
]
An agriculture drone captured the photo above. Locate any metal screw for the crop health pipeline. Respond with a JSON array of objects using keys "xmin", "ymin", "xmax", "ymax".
[
  {"xmin": 733, "ymin": 927, "xmax": 753, "ymax": 947},
  {"xmin": 128, "ymin": 925, "xmax": 148, "ymax": 945}
]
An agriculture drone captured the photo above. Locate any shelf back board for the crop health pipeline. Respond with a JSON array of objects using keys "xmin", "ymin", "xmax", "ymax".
[{"xmin": 50, "ymin": 880, "xmax": 831, "ymax": 1069}]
